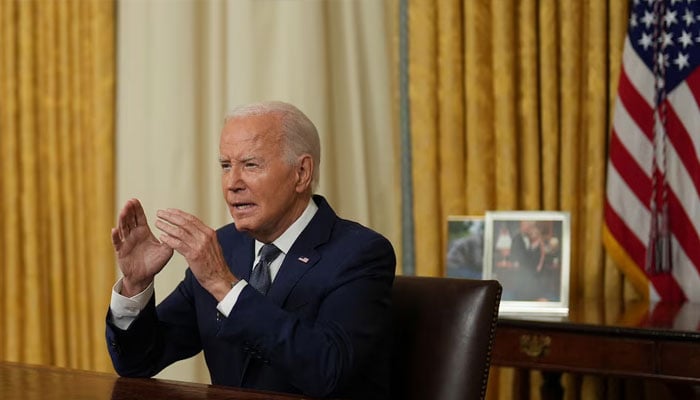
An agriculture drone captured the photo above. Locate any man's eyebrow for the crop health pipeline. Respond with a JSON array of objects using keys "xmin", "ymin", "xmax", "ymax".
[{"xmin": 218, "ymin": 156, "xmax": 258, "ymax": 163}]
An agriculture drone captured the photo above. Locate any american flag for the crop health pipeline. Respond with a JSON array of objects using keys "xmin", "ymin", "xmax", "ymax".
[{"xmin": 604, "ymin": 0, "xmax": 700, "ymax": 302}]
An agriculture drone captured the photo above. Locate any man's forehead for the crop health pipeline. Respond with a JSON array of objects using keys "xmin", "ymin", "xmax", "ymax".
[
  {"xmin": 219, "ymin": 133, "xmax": 264, "ymax": 156},
  {"xmin": 220, "ymin": 131, "xmax": 284, "ymax": 159}
]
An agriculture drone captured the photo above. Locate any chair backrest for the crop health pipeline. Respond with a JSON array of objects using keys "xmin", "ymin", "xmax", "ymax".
[{"xmin": 390, "ymin": 276, "xmax": 502, "ymax": 400}]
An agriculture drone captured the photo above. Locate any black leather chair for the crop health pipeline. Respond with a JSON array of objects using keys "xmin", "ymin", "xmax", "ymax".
[{"xmin": 390, "ymin": 276, "xmax": 502, "ymax": 400}]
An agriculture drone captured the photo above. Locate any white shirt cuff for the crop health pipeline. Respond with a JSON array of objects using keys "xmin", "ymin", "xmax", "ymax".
[
  {"xmin": 216, "ymin": 280, "xmax": 248, "ymax": 318},
  {"xmin": 109, "ymin": 279, "xmax": 154, "ymax": 330}
]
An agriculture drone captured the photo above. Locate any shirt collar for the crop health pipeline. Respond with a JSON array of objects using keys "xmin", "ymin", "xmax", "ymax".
[{"xmin": 254, "ymin": 198, "xmax": 319, "ymax": 256}]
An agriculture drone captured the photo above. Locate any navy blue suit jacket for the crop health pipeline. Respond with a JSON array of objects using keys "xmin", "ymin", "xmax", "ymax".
[{"xmin": 106, "ymin": 195, "xmax": 396, "ymax": 399}]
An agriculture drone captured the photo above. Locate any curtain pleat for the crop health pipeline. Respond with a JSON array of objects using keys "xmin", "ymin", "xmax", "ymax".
[
  {"xmin": 464, "ymin": 0, "xmax": 495, "ymax": 213},
  {"xmin": 1, "ymin": 0, "xmax": 20, "ymax": 363},
  {"xmin": 437, "ymin": 0, "xmax": 465, "ymax": 252},
  {"xmin": 0, "ymin": 0, "xmax": 115, "ymax": 372},
  {"xmin": 558, "ymin": 0, "xmax": 585, "ymax": 305},
  {"xmin": 517, "ymin": 0, "xmax": 542, "ymax": 210},
  {"xmin": 408, "ymin": 0, "xmax": 440, "ymax": 275},
  {"xmin": 492, "ymin": 0, "xmax": 520, "ymax": 210},
  {"xmin": 539, "ymin": 0, "xmax": 561, "ymax": 211}
]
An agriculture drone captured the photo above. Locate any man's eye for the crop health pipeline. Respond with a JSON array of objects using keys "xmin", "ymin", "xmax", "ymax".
[
  {"xmin": 245, "ymin": 162, "xmax": 258, "ymax": 169},
  {"xmin": 220, "ymin": 163, "xmax": 231, "ymax": 171}
]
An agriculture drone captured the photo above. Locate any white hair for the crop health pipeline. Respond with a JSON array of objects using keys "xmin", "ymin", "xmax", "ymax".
[{"xmin": 225, "ymin": 101, "xmax": 321, "ymax": 190}]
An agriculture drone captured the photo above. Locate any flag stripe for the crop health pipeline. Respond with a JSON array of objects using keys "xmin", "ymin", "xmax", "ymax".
[
  {"xmin": 617, "ymin": 69, "xmax": 654, "ymax": 141},
  {"xmin": 604, "ymin": 200, "xmax": 646, "ymax": 269},
  {"xmin": 670, "ymin": 235, "xmax": 700, "ymax": 302},
  {"xmin": 609, "ymin": 131, "xmax": 652, "ymax": 206},
  {"xmin": 602, "ymin": 219, "xmax": 650, "ymax": 299},
  {"xmin": 669, "ymin": 69, "xmax": 700, "ymax": 154},
  {"xmin": 606, "ymin": 164, "xmax": 649, "ymax": 246},
  {"xmin": 657, "ymin": 130, "xmax": 700, "ymax": 242},
  {"xmin": 621, "ymin": 37, "xmax": 655, "ymax": 105},
  {"xmin": 664, "ymin": 102, "xmax": 700, "ymax": 199},
  {"xmin": 686, "ymin": 67, "xmax": 700, "ymax": 107},
  {"xmin": 666, "ymin": 190, "xmax": 700, "ymax": 275},
  {"xmin": 612, "ymin": 96, "xmax": 654, "ymax": 176},
  {"xmin": 649, "ymin": 270, "xmax": 687, "ymax": 302}
]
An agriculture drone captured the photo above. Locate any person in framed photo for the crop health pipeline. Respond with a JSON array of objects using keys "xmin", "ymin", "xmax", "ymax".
[
  {"xmin": 540, "ymin": 223, "xmax": 562, "ymax": 301},
  {"xmin": 446, "ymin": 221, "xmax": 484, "ymax": 279},
  {"xmin": 508, "ymin": 220, "xmax": 561, "ymax": 301},
  {"xmin": 508, "ymin": 221, "xmax": 546, "ymax": 301}
]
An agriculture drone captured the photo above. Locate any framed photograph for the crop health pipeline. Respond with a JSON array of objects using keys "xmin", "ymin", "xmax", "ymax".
[
  {"xmin": 445, "ymin": 216, "xmax": 485, "ymax": 280},
  {"xmin": 483, "ymin": 211, "xmax": 571, "ymax": 315}
]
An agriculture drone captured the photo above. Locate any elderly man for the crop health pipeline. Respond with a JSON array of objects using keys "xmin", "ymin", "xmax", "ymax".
[{"xmin": 106, "ymin": 101, "xmax": 396, "ymax": 399}]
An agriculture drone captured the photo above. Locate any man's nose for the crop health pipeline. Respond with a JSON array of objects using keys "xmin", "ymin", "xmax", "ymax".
[{"xmin": 224, "ymin": 168, "xmax": 244, "ymax": 191}]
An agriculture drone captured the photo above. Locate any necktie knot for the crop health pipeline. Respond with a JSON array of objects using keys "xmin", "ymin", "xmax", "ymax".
[
  {"xmin": 260, "ymin": 243, "xmax": 281, "ymax": 264},
  {"xmin": 249, "ymin": 244, "xmax": 281, "ymax": 295}
]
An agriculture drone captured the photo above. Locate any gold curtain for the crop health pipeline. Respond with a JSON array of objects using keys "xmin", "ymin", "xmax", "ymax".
[
  {"xmin": 405, "ymin": 0, "xmax": 650, "ymax": 398},
  {"xmin": 0, "ymin": 0, "xmax": 115, "ymax": 372}
]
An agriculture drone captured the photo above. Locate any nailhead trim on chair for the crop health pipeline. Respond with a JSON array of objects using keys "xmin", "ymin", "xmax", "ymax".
[{"xmin": 480, "ymin": 287, "xmax": 502, "ymax": 400}]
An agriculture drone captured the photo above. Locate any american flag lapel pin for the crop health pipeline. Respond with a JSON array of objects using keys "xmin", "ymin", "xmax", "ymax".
[{"xmin": 298, "ymin": 256, "xmax": 309, "ymax": 263}]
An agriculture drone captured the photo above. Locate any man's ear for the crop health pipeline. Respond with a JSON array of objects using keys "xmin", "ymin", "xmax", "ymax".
[{"xmin": 295, "ymin": 154, "xmax": 314, "ymax": 192}]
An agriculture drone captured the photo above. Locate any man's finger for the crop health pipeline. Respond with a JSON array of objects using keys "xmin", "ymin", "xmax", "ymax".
[
  {"xmin": 156, "ymin": 209, "xmax": 209, "ymax": 241},
  {"xmin": 159, "ymin": 233, "xmax": 192, "ymax": 258},
  {"xmin": 162, "ymin": 209, "xmax": 209, "ymax": 230},
  {"xmin": 154, "ymin": 219, "xmax": 191, "ymax": 242},
  {"xmin": 111, "ymin": 228, "xmax": 122, "ymax": 250},
  {"xmin": 118, "ymin": 205, "xmax": 131, "ymax": 239},
  {"xmin": 156, "ymin": 209, "xmax": 188, "ymax": 226},
  {"xmin": 129, "ymin": 198, "xmax": 148, "ymax": 227}
]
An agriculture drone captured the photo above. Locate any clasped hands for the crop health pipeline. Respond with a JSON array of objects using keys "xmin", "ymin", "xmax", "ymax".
[{"xmin": 111, "ymin": 199, "xmax": 236, "ymax": 300}]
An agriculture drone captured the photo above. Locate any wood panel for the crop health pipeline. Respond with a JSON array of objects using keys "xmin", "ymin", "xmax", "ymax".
[{"xmin": 492, "ymin": 327, "xmax": 656, "ymax": 377}]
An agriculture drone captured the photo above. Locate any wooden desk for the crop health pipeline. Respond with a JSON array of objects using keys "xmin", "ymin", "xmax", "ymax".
[
  {"xmin": 0, "ymin": 361, "xmax": 314, "ymax": 400},
  {"xmin": 491, "ymin": 301, "xmax": 700, "ymax": 398}
]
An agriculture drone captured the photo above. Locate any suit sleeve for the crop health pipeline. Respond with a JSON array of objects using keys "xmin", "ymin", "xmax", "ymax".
[
  {"xmin": 218, "ymin": 234, "xmax": 395, "ymax": 398},
  {"xmin": 105, "ymin": 273, "xmax": 203, "ymax": 377}
]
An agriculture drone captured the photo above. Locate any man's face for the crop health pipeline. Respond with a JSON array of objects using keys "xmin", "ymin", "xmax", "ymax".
[
  {"xmin": 520, "ymin": 221, "xmax": 535, "ymax": 234},
  {"xmin": 219, "ymin": 114, "xmax": 310, "ymax": 243}
]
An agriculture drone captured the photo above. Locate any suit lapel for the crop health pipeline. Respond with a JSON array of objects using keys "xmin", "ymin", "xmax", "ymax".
[
  {"xmin": 267, "ymin": 249, "xmax": 320, "ymax": 306},
  {"xmin": 267, "ymin": 195, "xmax": 336, "ymax": 306}
]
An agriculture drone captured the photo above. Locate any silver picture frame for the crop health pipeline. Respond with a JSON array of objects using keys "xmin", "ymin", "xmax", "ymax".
[{"xmin": 483, "ymin": 211, "xmax": 571, "ymax": 316}]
